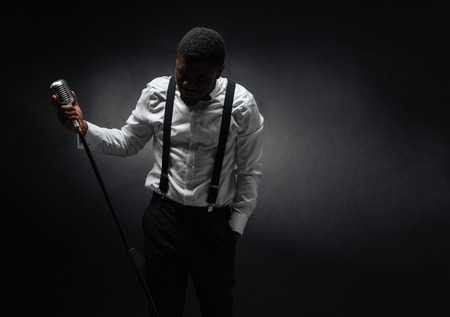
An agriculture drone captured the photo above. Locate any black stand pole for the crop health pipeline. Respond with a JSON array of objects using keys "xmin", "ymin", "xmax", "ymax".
[{"xmin": 77, "ymin": 131, "xmax": 159, "ymax": 317}]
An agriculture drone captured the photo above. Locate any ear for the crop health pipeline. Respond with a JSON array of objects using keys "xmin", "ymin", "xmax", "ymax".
[{"xmin": 216, "ymin": 65, "xmax": 225, "ymax": 78}]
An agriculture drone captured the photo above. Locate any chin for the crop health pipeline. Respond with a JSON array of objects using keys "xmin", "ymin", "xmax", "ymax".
[{"xmin": 181, "ymin": 96, "xmax": 198, "ymax": 105}]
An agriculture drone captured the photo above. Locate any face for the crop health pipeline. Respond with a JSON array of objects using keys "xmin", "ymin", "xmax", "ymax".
[{"xmin": 175, "ymin": 55, "xmax": 224, "ymax": 105}]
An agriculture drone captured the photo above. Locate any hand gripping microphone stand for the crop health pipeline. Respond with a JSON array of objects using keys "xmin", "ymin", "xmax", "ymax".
[{"xmin": 50, "ymin": 79, "xmax": 159, "ymax": 317}]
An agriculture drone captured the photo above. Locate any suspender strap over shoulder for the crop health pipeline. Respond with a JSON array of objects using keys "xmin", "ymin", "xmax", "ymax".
[
  {"xmin": 207, "ymin": 79, "xmax": 235, "ymax": 210},
  {"xmin": 159, "ymin": 77, "xmax": 236, "ymax": 211},
  {"xmin": 159, "ymin": 76, "xmax": 176, "ymax": 196}
]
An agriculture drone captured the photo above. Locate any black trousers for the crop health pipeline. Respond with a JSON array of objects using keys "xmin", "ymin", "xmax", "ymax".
[{"xmin": 142, "ymin": 193, "xmax": 236, "ymax": 317}]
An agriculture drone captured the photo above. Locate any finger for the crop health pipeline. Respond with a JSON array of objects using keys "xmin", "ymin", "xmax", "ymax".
[
  {"xmin": 71, "ymin": 90, "xmax": 78, "ymax": 106},
  {"xmin": 51, "ymin": 94, "xmax": 60, "ymax": 109},
  {"xmin": 57, "ymin": 105, "xmax": 71, "ymax": 121}
]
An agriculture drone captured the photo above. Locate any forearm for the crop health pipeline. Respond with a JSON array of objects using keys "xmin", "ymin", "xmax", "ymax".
[
  {"xmin": 77, "ymin": 118, "xmax": 153, "ymax": 156},
  {"xmin": 229, "ymin": 173, "xmax": 262, "ymax": 235}
]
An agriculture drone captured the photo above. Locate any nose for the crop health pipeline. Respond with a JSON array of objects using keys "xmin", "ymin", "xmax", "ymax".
[{"xmin": 182, "ymin": 79, "xmax": 199, "ymax": 90}]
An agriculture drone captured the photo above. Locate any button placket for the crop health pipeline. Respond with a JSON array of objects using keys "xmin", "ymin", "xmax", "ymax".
[{"xmin": 184, "ymin": 105, "xmax": 199, "ymax": 197}]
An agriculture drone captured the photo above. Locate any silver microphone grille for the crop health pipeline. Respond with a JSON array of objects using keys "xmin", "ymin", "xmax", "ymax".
[{"xmin": 50, "ymin": 79, "xmax": 74, "ymax": 105}]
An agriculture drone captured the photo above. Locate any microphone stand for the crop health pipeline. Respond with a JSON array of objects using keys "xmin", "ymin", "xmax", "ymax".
[{"xmin": 76, "ymin": 129, "xmax": 159, "ymax": 317}]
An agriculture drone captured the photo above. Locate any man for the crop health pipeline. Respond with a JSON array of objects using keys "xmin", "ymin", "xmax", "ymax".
[{"xmin": 52, "ymin": 26, "xmax": 264, "ymax": 317}]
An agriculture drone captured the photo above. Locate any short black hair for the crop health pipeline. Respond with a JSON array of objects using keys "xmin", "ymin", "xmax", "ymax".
[{"xmin": 177, "ymin": 27, "xmax": 225, "ymax": 67}]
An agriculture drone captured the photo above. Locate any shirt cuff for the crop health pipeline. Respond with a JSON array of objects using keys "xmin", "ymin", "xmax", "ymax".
[
  {"xmin": 229, "ymin": 211, "xmax": 249, "ymax": 235},
  {"xmin": 76, "ymin": 121, "xmax": 101, "ymax": 150}
]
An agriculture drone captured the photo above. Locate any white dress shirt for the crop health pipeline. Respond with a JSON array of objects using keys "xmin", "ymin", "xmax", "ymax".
[{"xmin": 80, "ymin": 76, "xmax": 264, "ymax": 235}]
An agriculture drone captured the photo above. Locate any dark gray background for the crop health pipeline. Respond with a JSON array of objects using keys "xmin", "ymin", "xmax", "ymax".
[{"xmin": 4, "ymin": 2, "xmax": 450, "ymax": 316}]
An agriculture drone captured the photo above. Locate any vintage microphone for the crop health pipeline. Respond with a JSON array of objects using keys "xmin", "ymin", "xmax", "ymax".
[
  {"xmin": 50, "ymin": 79, "xmax": 159, "ymax": 317},
  {"xmin": 50, "ymin": 79, "xmax": 81, "ymax": 131}
]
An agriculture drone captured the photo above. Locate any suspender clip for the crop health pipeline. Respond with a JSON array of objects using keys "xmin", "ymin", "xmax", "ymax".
[{"xmin": 208, "ymin": 205, "xmax": 214, "ymax": 212}]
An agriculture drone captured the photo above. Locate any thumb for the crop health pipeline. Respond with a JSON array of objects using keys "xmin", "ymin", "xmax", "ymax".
[{"xmin": 71, "ymin": 90, "xmax": 78, "ymax": 106}]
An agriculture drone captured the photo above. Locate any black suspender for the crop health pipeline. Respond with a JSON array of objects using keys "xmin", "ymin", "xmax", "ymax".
[
  {"xmin": 158, "ymin": 76, "xmax": 236, "ymax": 211},
  {"xmin": 158, "ymin": 76, "xmax": 176, "ymax": 195},
  {"xmin": 207, "ymin": 79, "xmax": 235, "ymax": 210}
]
